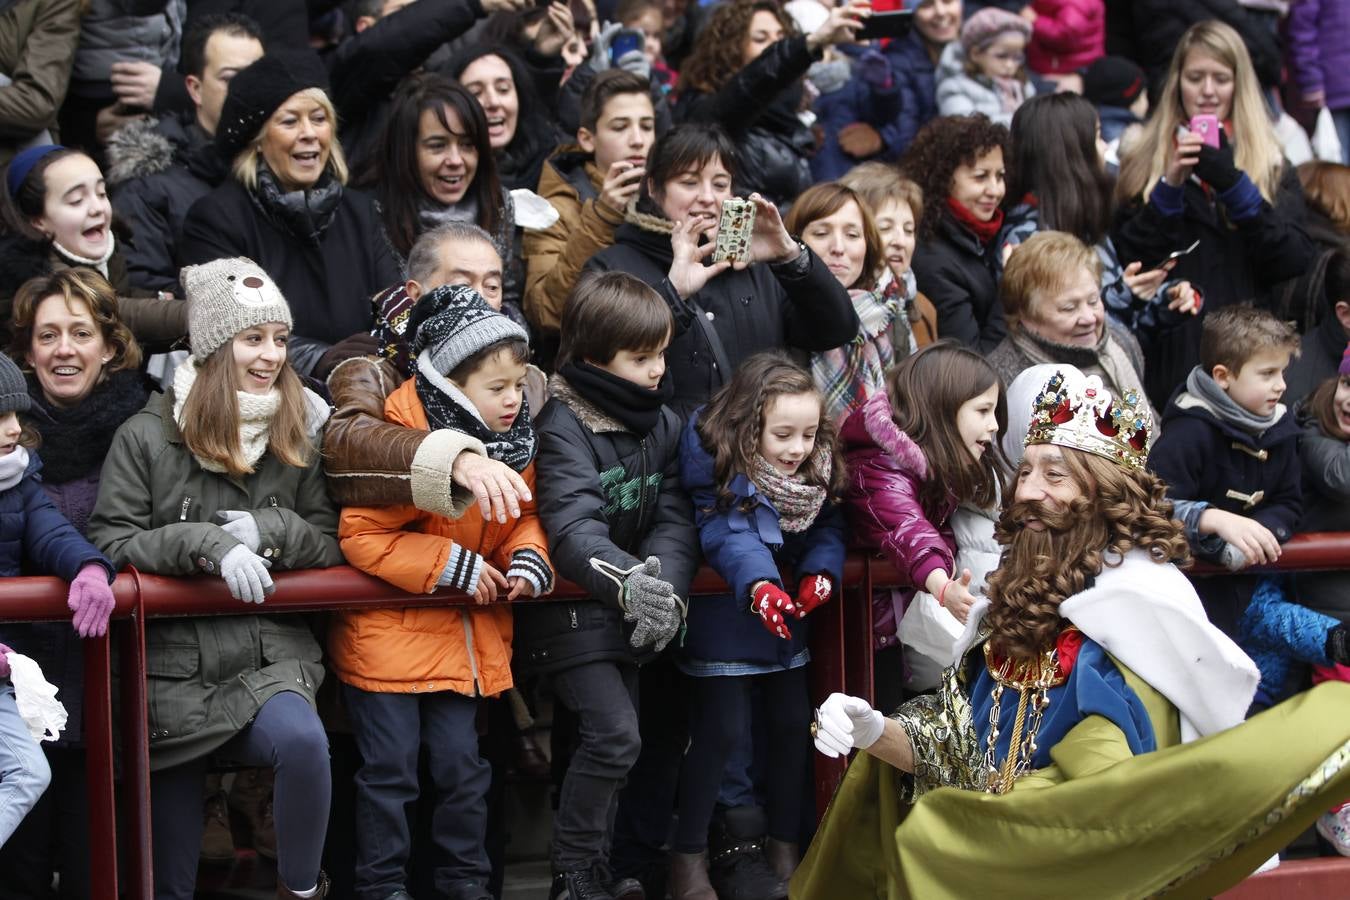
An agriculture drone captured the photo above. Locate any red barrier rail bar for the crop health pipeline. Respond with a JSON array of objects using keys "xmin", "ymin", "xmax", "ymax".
[{"xmin": 1, "ymin": 531, "xmax": 1347, "ymax": 898}]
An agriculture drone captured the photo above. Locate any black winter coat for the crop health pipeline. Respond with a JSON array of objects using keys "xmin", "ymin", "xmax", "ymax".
[
  {"xmin": 178, "ymin": 179, "xmax": 400, "ymax": 374},
  {"xmin": 107, "ymin": 113, "xmax": 228, "ymax": 294},
  {"xmin": 1148, "ymin": 384, "xmax": 1303, "ymax": 635},
  {"xmin": 520, "ymin": 374, "xmax": 698, "ymax": 675},
  {"xmin": 909, "ymin": 211, "xmax": 1007, "ymax": 353},
  {"xmin": 1293, "ymin": 413, "xmax": 1350, "ymax": 623},
  {"xmin": 675, "ymin": 35, "xmax": 820, "ymax": 209},
  {"xmin": 1112, "ymin": 165, "xmax": 1314, "ymax": 407},
  {"xmin": 585, "ymin": 216, "xmax": 860, "ymax": 415}
]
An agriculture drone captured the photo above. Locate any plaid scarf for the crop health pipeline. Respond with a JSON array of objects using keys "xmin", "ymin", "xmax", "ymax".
[
  {"xmin": 749, "ymin": 451, "xmax": 830, "ymax": 534},
  {"xmin": 811, "ymin": 270, "xmax": 910, "ymax": 426}
]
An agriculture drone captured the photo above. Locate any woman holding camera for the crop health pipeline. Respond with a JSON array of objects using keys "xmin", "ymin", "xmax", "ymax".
[{"xmin": 1113, "ymin": 21, "xmax": 1314, "ymax": 406}]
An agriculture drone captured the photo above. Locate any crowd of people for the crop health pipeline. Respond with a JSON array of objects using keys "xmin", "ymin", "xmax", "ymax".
[{"xmin": 0, "ymin": 0, "xmax": 1348, "ymax": 899}]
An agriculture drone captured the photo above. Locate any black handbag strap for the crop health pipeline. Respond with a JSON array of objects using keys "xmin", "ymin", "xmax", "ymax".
[{"xmin": 687, "ymin": 298, "xmax": 734, "ymax": 391}]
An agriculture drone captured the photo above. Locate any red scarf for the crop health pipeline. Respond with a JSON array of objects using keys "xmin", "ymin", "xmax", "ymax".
[{"xmin": 945, "ymin": 196, "xmax": 1004, "ymax": 245}]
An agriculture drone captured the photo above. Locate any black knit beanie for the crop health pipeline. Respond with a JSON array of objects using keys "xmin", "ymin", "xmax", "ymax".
[
  {"xmin": 215, "ymin": 51, "xmax": 331, "ymax": 163},
  {"xmin": 1082, "ymin": 56, "xmax": 1147, "ymax": 110}
]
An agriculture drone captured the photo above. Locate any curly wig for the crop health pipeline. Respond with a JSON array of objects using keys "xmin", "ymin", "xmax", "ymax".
[
  {"xmin": 678, "ymin": 0, "xmax": 797, "ymax": 96},
  {"xmin": 899, "ymin": 114, "xmax": 1010, "ymax": 240},
  {"xmin": 984, "ymin": 448, "xmax": 1190, "ymax": 659}
]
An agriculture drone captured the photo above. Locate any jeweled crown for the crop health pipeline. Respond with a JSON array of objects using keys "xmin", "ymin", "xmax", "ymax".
[{"xmin": 1024, "ymin": 369, "xmax": 1151, "ymax": 471}]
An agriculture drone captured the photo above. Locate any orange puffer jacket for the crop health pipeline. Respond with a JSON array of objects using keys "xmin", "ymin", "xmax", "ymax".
[{"xmin": 331, "ymin": 379, "xmax": 550, "ymax": 697}]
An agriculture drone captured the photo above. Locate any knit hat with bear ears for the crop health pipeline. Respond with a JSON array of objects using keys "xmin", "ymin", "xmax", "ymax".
[{"xmin": 180, "ymin": 258, "xmax": 293, "ymax": 361}]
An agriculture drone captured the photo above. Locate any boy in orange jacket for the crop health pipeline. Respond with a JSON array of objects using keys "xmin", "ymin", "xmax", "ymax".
[{"xmin": 333, "ymin": 285, "xmax": 553, "ymax": 900}]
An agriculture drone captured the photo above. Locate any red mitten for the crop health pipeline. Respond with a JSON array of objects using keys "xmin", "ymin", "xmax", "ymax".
[
  {"xmin": 752, "ymin": 581, "xmax": 797, "ymax": 640},
  {"xmin": 793, "ymin": 574, "xmax": 833, "ymax": 617}
]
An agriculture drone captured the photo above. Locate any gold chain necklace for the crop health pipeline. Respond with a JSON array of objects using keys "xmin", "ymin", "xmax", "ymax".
[{"xmin": 981, "ymin": 643, "xmax": 1063, "ymax": 794}]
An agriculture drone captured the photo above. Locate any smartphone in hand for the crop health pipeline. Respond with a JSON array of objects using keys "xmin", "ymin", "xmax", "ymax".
[
  {"xmin": 1189, "ymin": 114, "xmax": 1220, "ymax": 148},
  {"xmin": 712, "ymin": 199, "xmax": 756, "ymax": 265}
]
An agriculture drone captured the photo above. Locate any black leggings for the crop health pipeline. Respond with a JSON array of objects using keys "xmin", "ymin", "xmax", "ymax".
[{"xmin": 673, "ymin": 668, "xmax": 810, "ymax": 852}]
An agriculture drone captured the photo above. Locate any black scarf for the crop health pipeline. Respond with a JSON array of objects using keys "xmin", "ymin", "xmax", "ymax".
[
  {"xmin": 249, "ymin": 163, "xmax": 343, "ymax": 244},
  {"xmin": 558, "ymin": 361, "xmax": 673, "ymax": 435},
  {"xmin": 414, "ymin": 353, "xmax": 537, "ymax": 472},
  {"xmin": 24, "ymin": 369, "xmax": 152, "ymax": 484}
]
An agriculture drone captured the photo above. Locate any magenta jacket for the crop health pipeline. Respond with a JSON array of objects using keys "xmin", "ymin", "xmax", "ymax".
[
  {"xmin": 1027, "ymin": 0, "xmax": 1105, "ymax": 76},
  {"xmin": 841, "ymin": 390, "xmax": 957, "ymax": 649}
]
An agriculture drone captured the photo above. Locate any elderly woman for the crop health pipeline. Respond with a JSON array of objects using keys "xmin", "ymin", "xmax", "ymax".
[
  {"xmin": 0, "ymin": 267, "xmax": 153, "ymax": 899},
  {"xmin": 989, "ymin": 231, "xmax": 1154, "ymax": 432},
  {"xmin": 179, "ymin": 51, "xmax": 400, "ymax": 379}
]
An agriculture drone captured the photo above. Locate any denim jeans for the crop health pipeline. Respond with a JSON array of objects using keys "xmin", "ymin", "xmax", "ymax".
[
  {"xmin": 150, "ymin": 691, "xmax": 331, "ymax": 900},
  {"xmin": 550, "ymin": 661, "xmax": 641, "ymax": 871},
  {"xmin": 0, "ymin": 682, "xmax": 50, "ymax": 846},
  {"xmin": 343, "ymin": 684, "xmax": 490, "ymax": 900}
]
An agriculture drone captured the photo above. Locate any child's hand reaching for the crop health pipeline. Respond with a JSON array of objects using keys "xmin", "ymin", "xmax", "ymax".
[
  {"xmin": 505, "ymin": 575, "xmax": 536, "ymax": 602},
  {"xmin": 793, "ymin": 574, "xmax": 833, "ymax": 617},
  {"xmin": 473, "ymin": 563, "xmax": 510, "ymax": 605},
  {"xmin": 936, "ymin": 570, "xmax": 976, "ymax": 624},
  {"xmin": 752, "ymin": 580, "xmax": 798, "ymax": 640},
  {"xmin": 1201, "ymin": 509, "xmax": 1281, "ymax": 567}
]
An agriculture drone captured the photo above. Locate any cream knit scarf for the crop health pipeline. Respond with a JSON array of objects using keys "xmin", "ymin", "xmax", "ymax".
[{"xmin": 172, "ymin": 358, "xmax": 279, "ymax": 473}]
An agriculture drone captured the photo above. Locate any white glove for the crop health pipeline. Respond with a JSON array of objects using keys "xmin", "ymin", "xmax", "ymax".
[
  {"xmin": 813, "ymin": 693, "xmax": 885, "ymax": 758},
  {"xmin": 219, "ymin": 544, "xmax": 274, "ymax": 604},
  {"xmin": 217, "ymin": 510, "xmax": 260, "ymax": 553}
]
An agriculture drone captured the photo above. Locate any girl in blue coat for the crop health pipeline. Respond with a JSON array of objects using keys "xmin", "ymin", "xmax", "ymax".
[{"xmin": 674, "ymin": 352, "xmax": 846, "ymax": 892}]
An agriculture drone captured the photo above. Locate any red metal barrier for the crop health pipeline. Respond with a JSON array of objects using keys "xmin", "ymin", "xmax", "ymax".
[{"xmin": 1, "ymin": 531, "xmax": 1347, "ymax": 898}]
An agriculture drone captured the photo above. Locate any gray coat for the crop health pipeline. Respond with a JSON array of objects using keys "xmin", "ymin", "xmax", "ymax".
[{"xmin": 87, "ymin": 389, "xmax": 343, "ymax": 770}]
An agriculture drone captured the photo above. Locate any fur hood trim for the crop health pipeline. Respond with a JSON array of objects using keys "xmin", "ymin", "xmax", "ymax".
[
  {"xmin": 624, "ymin": 200, "xmax": 675, "ymax": 235},
  {"xmin": 105, "ymin": 117, "xmax": 176, "ymax": 186},
  {"xmin": 547, "ymin": 373, "xmax": 628, "ymax": 434}
]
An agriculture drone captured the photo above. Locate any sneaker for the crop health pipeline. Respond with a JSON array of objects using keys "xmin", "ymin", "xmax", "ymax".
[
  {"xmin": 1317, "ymin": 807, "xmax": 1350, "ymax": 856},
  {"xmin": 551, "ymin": 865, "xmax": 617, "ymax": 900},
  {"xmin": 200, "ymin": 790, "xmax": 236, "ymax": 863}
]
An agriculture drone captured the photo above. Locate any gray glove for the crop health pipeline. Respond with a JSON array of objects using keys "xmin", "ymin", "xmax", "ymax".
[
  {"xmin": 216, "ymin": 510, "xmax": 260, "ymax": 553},
  {"xmin": 220, "ymin": 544, "xmax": 274, "ymax": 604},
  {"xmin": 590, "ymin": 22, "xmax": 651, "ymax": 79},
  {"xmin": 623, "ymin": 556, "xmax": 679, "ymax": 652}
]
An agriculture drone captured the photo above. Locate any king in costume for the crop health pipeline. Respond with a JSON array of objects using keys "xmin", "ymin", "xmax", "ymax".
[{"xmin": 794, "ymin": 367, "xmax": 1350, "ymax": 900}]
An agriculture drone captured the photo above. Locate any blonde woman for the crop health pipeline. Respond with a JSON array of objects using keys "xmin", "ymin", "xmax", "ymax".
[
  {"xmin": 180, "ymin": 52, "xmax": 400, "ymax": 380},
  {"xmin": 1113, "ymin": 20, "xmax": 1314, "ymax": 406}
]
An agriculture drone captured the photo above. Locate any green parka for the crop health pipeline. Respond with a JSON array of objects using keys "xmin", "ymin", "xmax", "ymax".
[{"xmin": 87, "ymin": 390, "xmax": 344, "ymax": 771}]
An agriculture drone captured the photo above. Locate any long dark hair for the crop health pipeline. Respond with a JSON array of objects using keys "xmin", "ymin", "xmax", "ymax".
[
  {"xmin": 1007, "ymin": 94, "xmax": 1114, "ymax": 246},
  {"xmin": 696, "ymin": 351, "xmax": 846, "ymax": 511},
  {"xmin": 359, "ymin": 73, "xmax": 503, "ymax": 257},
  {"xmin": 900, "ymin": 115, "xmax": 1009, "ymax": 240},
  {"xmin": 885, "ymin": 341, "xmax": 1007, "ymax": 516},
  {"xmin": 446, "ymin": 44, "xmax": 556, "ymax": 190},
  {"xmin": 635, "ymin": 123, "xmax": 739, "ymax": 220}
]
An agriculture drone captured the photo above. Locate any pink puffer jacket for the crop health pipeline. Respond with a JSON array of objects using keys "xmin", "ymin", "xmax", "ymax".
[
  {"xmin": 1027, "ymin": 0, "xmax": 1105, "ymax": 76},
  {"xmin": 840, "ymin": 391, "xmax": 957, "ymax": 649}
]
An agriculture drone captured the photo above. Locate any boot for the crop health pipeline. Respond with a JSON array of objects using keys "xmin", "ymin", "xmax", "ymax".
[
  {"xmin": 277, "ymin": 869, "xmax": 330, "ymax": 898},
  {"xmin": 763, "ymin": 838, "xmax": 799, "ymax": 883},
  {"xmin": 707, "ymin": 807, "xmax": 787, "ymax": 900},
  {"xmin": 669, "ymin": 850, "xmax": 717, "ymax": 900},
  {"xmin": 229, "ymin": 767, "xmax": 277, "ymax": 859},
  {"xmin": 594, "ymin": 861, "xmax": 645, "ymax": 900},
  {"xmin": 200, "ymin": 777, "xmax": 235, "ymax": 863}
]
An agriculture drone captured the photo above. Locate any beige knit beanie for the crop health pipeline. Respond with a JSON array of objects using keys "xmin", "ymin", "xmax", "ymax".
[{"xmin": 180, "ymin": 258, "xmax": 294, "ymax": 361}]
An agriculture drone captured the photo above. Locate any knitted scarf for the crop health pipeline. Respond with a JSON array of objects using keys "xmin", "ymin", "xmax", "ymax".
[
  {"xmin": 417, "ymin": 194, "xmax": 479, "ymax": 234},
  {"xmin": 557, "ymin": 361, "xmax": 673, "ymax": 435},
  {"xmin": 1183, "ymin": 366, "xmax": 1282, "ymax": 437},
  {"xmin": 0, "ymin": 445, "xmax": 28, "ymax": 493},
  {"xmin": 414, "ymin": 350, "xmax": 536, "ymax": 472},
  {"xmin": 172, "ymin": 359, "xmax": 279, "ymax": 473},
  {"xmin": 24, "ymin": 369, "xmax": 150, "ymax": 484},
  {"xmin": 749, "ymin": 450, "xmax": 830, "ymax": 534},
  {"xmin": 249, "ymin": 164, "xmax": 343, "ymax": 244},
  {"xmin": 812, "ymin": 271, "xmax": 905, "ymax": 426}
]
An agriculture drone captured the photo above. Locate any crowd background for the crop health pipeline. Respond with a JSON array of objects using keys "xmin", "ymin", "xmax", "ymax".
[{"xmin": 0, "ymin": 0, "xmax": 1349, "ymax": 898}]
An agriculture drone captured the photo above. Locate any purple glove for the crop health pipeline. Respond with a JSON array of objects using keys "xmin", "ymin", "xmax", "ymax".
[
  {"xmin": 0, "ymin": 642, "xmax": 11, "ymax": 678},
  {"xmin": 856, "ymin": 50, "xmax": 893, "ymax": 89},
  {"xmin": 67, "ymin": 563, "xmax": 115, "ymax": 638}
]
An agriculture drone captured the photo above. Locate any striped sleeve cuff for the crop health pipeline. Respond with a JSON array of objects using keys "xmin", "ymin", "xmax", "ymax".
[
  {"xmin": 507, "ymin": 549, "xmax": 554, "ymax": 597},
  {"xmin": 436, "ymin": 543, "xmax": 484, "ymax": 594}
]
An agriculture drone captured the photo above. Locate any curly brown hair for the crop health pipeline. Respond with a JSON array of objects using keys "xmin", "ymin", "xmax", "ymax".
[
  {"xmin": 984, "ymin": 448, "xmax": 1191, "ymax": 659},
  {"xmin": 678, "ymin": 0, "xmax": 797, "ymax": 96},
  {"xmin": 899, "ymin": 114, "xmax": 1010, "ymax": 240},
  {"xmin": 696, "ymin": 351, "xmax": 846, "ymax": 512}
]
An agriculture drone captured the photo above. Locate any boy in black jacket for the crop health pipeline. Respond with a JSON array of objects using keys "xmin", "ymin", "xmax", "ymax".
[
  {"xmin": 528, "ymin": 271, "xmax": 698, "ymax": 900},
  {"xmin": 1148, "ymin": 306, "xmax": 1303, "ymax": 637}
]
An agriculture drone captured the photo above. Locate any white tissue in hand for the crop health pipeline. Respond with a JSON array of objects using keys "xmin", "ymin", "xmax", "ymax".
[
  {"xmin": 511, "ymin": 189, "xmax": 561, "ymax": 230},
  {"xmin": 6, "ymin": 652, "xmax": 67, "ymax": 742}
]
